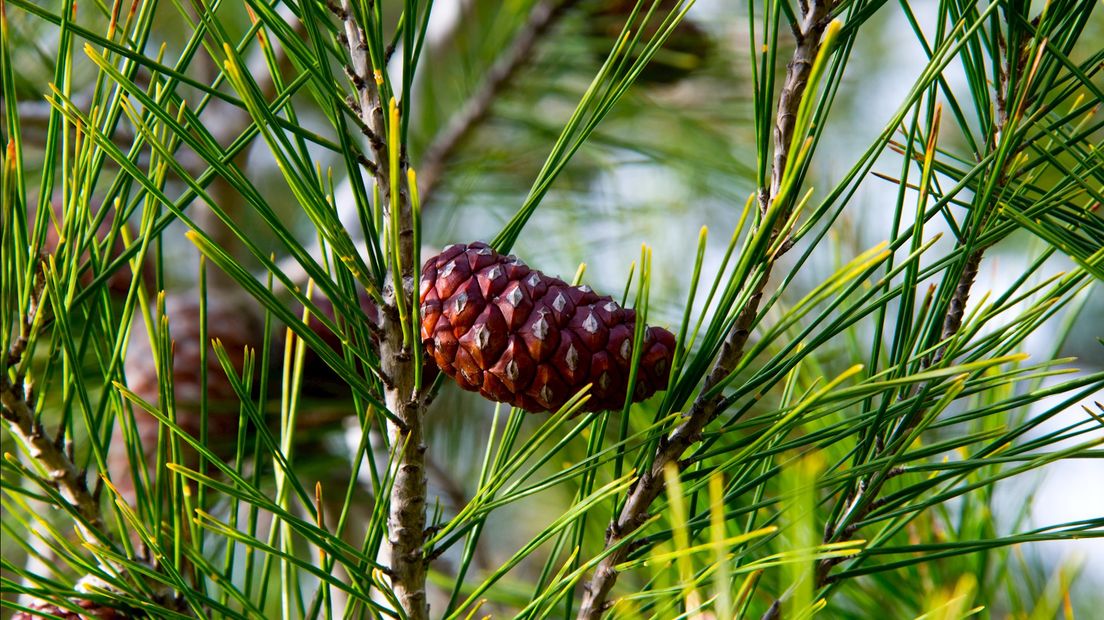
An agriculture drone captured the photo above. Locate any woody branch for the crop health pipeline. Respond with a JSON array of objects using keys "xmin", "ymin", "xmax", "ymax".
[
  {"xmin": 332, "ymin": 1, "xmax": 429, "ymax": 618},
  {"xmin": 576, "ymin": 1, "xmax": 837, "ymax": 617}
]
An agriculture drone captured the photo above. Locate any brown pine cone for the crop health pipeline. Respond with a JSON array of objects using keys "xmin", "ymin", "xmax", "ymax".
[
  {"xmin": 111, "ymin": 289, "xmax": 263, "ymax": 503},
  {"xmin": 420, "ymin": 242, "xmax": 676, "ymax": 413},
  {"xmin": 12, "ymin": 598, "xmax": 135, "ymax": 619},
  {"xmin": 274, "ymin": 287, "xmax": 381, "ymax": 401}
]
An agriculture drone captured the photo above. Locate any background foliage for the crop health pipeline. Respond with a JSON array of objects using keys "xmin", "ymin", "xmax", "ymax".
[{"xmin": 2, "ymin": 0, "xmax": 1102, "ymax": 618}]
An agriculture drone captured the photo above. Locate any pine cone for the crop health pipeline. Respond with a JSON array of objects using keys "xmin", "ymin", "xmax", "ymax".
[
  {"xmin": 275, "ymin": 287, "xmax": 381, "ymax": 401},
  {"xmin": 12, "ymin": 598, "xmax": 134, "ymax": 619},
  {"xmin": 420, "ymin": 242, "xmax": 676, "ymax": 413},
  {"xmin": 111, "ymin": 290, "xmax": 263, "ymax": 502}
]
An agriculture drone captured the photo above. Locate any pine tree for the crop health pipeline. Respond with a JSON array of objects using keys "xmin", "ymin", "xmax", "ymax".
[{"xmin": 2, "ymin": 1, "xmax": 1102, "ymax": 618}]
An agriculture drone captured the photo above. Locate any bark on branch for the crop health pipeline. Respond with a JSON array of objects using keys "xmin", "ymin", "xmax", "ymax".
[
  {"xmin": 334, "ymin": 3, "xmax": 428, "ymax": 618},
  {"xmin": 1, "ymin": 273, "xmax": 103, "ymax": 534},
  {"xmin": 1, "ymin": 376, "xmax": 103, "ymax": 531},
  {"xmin": 576, "ymin": 3, "xmax": 836, "ymax": 617}
]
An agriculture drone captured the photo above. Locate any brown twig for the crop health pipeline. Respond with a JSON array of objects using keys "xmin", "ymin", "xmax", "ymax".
[
  {"xmin": 575, "ymin": 2, "xmax": 837, "ymax": 617},
  {"xmin": 334, "ymin": 3, "xmax": 429, "ymax": 618},
  {"xmin": 1, "ymin": 377, "xmax": 103, "ymax": 530},
  {"xmin": 416, "ymin": 0, "xmax": 582, "ymax": 206},
  {"xmin": 1, "ymin": 270, "xmax": 102, "ymax": 532}
]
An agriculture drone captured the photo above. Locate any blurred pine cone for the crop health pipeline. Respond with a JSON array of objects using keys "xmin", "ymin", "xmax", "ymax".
[
  {"xmin": 276, "ymin": 287, "xmax": 381, "ymax": 400},
  {"xmin": 12, "ymin": 598, "xmax": 134, "ymax": 619},
  {"xmin": 110, "ymin": 289, "xmax": 263, "ymax": 503},
  {"xmin": 420, "ymin": 242, "xmax": 676, "ymax": 413}
]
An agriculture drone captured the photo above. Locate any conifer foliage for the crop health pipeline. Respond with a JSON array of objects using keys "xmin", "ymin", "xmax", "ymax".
[{"xmin": 2, "ymin": 0, "xmax": 1102, "ymax": 618}]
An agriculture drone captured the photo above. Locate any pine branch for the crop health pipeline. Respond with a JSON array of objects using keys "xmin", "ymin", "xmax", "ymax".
[
  {"xmin": 275, "ymin": 0, "xmax": 579, "ymax": 286},
  {"xmin": 769, "ymin": 18, "xmax": 1032, "ymax": 619},
  {"xmin": 576, "ymin": 2, "xmax": 837, "ymax": 617},
  {"xmin": 749, "ymin": 254, "xmax": 988, "ymax": 620},
  {"xmin": 334, "ymin": 3, "xmax": 429, "ymax": 618},
  {"xmin": 416, "ymin": 0, "xmax": 582, "ymax": 207},
  {"xmin": 0, "ymin": 271, "xmax": 171, "ymax": 614},
  {"xmin": 1, "ymin": 377, "xmax": 103, "ymax": 530},
  {"xmin": 1, "ymin": 271, "xmax": 102, "ymax": 532},
  {"xmin": 754, "ymin": 259, "xmax": 988, "ymax": 620}
]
